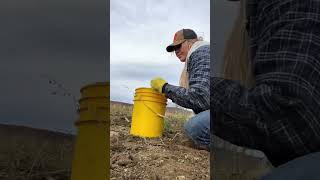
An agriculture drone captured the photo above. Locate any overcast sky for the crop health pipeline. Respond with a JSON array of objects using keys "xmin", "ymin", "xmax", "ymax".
[
  {"xmin": 110, "ymin": 0, "xmax": 210, "ymax": 105},
  {"xmin": 0, "ymin": 0, "xmax": 241, "ymax": 134},
  {"xmin": 0, "ymin": 0, "xmax": 108, "ymax": 133}
]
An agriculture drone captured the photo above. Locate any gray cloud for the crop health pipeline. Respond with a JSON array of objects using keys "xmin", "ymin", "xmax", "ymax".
[
  {"xmin": 0, "ymin": 0, "xmax": 108, "ymax": 64},
  {"xmin": 111, "ymin": 62, "xmax": 181, "ymax": 82},
  {"xmin": 0, "ymin": 0, "xmax": 108, "ymax": 133},
  {"xmin": 110, "ymin": 0, "xmax": 210, "ymax": 104}
]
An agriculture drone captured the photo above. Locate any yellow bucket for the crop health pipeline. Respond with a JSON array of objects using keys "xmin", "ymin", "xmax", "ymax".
[
  {"xmin": 130, "ymin": 87, "xmax": 167, "ymax": 138},
  {"xmin": 135, "ymin": 88, "xmax": 166, "ymax": 99},
  {"xmin": 71, "ymin": 82, "xmax": 110, "ymax": 180},
  {"xmin": 80, "ymin": 82, "xmax": 109, "ymax": 98},
  {"xmin": 78, "ymin": 97, "xmax": 109, "ymax": 121}
]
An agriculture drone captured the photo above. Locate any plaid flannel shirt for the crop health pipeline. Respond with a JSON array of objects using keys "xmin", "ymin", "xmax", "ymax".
[
  {"xmin": 211, "ymin": 0, "xmax": 320, "ymax": 166},
  {"xmin": 164, "ymin": 45, "xmax": 210, "ymax": 114}
]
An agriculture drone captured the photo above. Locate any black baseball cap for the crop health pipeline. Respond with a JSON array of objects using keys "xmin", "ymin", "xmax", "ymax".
[{"xmin": 166, "ymin": 29, "xmax": 198, "ymax": 52}]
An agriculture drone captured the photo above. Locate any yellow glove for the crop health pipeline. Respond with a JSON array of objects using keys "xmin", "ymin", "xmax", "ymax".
[{"xmin": 150, "ymin": 77, "xmax": 167, "ymax": 93}]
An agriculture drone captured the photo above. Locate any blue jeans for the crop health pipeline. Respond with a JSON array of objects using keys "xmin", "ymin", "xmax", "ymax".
[
  {"xmin": 261, "ymin": 151, "xmax": 320, "ymax": 180},
  {"xmin": 184, "ymin": 110, "xmax": 210, "ymax": 149}
]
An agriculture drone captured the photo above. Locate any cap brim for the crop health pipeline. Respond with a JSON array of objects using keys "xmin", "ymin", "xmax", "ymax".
[
  {"xmin": 166, "ymin": 45, "xmax": 175, "ymax": 52},
  {"xmin": 166, "ymin": 39, "xmax": 185, "ymax": 52}
]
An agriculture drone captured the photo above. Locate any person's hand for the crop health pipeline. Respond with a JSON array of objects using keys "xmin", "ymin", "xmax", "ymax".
[{"xmin": 150, "ymin": 77, "xmax": 167, "ymax": 93}]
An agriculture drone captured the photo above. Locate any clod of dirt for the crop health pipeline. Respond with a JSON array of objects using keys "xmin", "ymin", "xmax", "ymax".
[
  {"xmin": 110, "ymin": 142, "xmax": 125, "ymax": 151},
  {"xmin": 152, "ymin": 174, "xmax": 161, "ymax": 180},
  {"xmin": 110, "ymin": 131, "xmax": 120, "ymax": 144},
  {"xmin": 114, "ymin": 154, "xmax": 135, "ymax": 167},
  {"xmin": 117, "ymin": 158, "xmax": 132, "ymax": 166},
  {"xmin": 176, "ymin": 176, "xmax": 186, "ymax": 180}
]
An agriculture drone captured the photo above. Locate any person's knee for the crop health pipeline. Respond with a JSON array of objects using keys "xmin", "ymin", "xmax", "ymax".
[
  {"xmin": 184, "ymin": 110, "xmax": 210, "ymax": 141},
  {"xmin": 184, "ymin": 118, "xmax": 196, "ymax": 138}
]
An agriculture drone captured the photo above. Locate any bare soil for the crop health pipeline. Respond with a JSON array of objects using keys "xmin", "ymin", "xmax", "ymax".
[
  {"xmin": 110, "ymin": 104, "xmax": 209, "ymax": 179},
  {"xmin": 0, "ymin": 124, "xmax": 74, "ymax": 180}
]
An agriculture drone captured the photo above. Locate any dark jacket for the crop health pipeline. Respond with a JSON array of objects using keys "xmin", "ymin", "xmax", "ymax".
[
  {"xmin": 211, "ymin": 0, "xmax": 320, "ymax": 166},
  {"xmin": 164, "ymin": 45, "xmax": 210, "ymax": 114}
]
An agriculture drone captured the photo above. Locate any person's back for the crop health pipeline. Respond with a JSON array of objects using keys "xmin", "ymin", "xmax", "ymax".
[{"xmin": 211, "ymin": 0, "xmax": 320, "ymax": 167}]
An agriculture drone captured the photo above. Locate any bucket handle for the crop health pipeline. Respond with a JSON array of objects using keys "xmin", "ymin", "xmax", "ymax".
[{"xmin": 135, "ymin": 96, "xmax": 166, "ymax": 119}]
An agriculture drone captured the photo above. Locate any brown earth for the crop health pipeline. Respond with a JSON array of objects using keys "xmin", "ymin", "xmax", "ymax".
[
  {"xmin": 0, "ymin": 102, "xmax": 272, "ymax": 180},
  {"xmin": 110, "ymin": 103, "xmax": 210, "ymax": 180},
  {"xmin": 0, "ymin": 124, "xmax": 74, "ymax": 180}
]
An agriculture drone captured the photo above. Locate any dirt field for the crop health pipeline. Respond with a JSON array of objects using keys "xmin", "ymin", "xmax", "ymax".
[
  {"xmin": 0, "ymin": 124, "xmax": 74, "ymax": 180},
  {"xmin": 110, "ymin": 102, "xmax": 210, "ymax": 179}
]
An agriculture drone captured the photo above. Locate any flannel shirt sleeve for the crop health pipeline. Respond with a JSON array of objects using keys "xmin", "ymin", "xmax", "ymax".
[
  {"xmin": 211, "ymin": 77, "xmax": 283, "ymax": 150},
  {"xmin": 163, "ymin": 46, "xmax": 210, "ymax": 113},
  {"xmin": 211, "ymin": 0, "xmax": 320, "ymax": 165}
]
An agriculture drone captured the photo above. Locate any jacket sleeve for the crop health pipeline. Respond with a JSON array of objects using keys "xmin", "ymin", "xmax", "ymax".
[
  {"xmin": 211, "ymin": 0, "xmax": 320, "ymax": 165},
  {"xmin": 163, "ymin": 46, "xmax": 210, "ymax": 113},
  {"xmin": 211, "ymin": 77, "xmax": 286, "ymax": 150}
]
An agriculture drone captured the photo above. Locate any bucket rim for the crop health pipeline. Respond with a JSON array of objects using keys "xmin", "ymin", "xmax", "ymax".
[
  {"xmin": 135, "ymin": 87, "xmax": 154, "ymax": 91},
  {"xmin": 135, "ymin": 93, "xmax": 166, "ymax": 100},
  {"xmin": 134, "ymin": 93, "xmax": 166, "ymax": 99},
  {"xmin": 135, "ymin": 87, "xmax": 161, "ymax": 93},
  {"xmin": 135, "ymin": 88, "xmax": 166, "ymax": 97},
  {"xmin": 134, "ymin": 94, "xmax": 167, "ymax": 100},
  {"xmin": 80, "ymin": 82, "xmax": 109, "ymax": 93},
  {"xmin": 133, "ymin": 99, "xmax": 167, "ymax": 105}
]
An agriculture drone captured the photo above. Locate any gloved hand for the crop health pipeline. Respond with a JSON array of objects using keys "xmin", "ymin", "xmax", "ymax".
[{"xmin": 150, "ymin": 77, "xmax": 167, "ymax": 93}]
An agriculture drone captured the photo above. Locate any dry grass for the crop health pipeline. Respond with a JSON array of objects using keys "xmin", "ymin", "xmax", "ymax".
[
  {"xmin": 110, "ymin": 102, "xmax": 133, "ymax": 118},
  {"xmin": 0, "ymin": 124, "xmax": 74, "ymax": 180}
]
